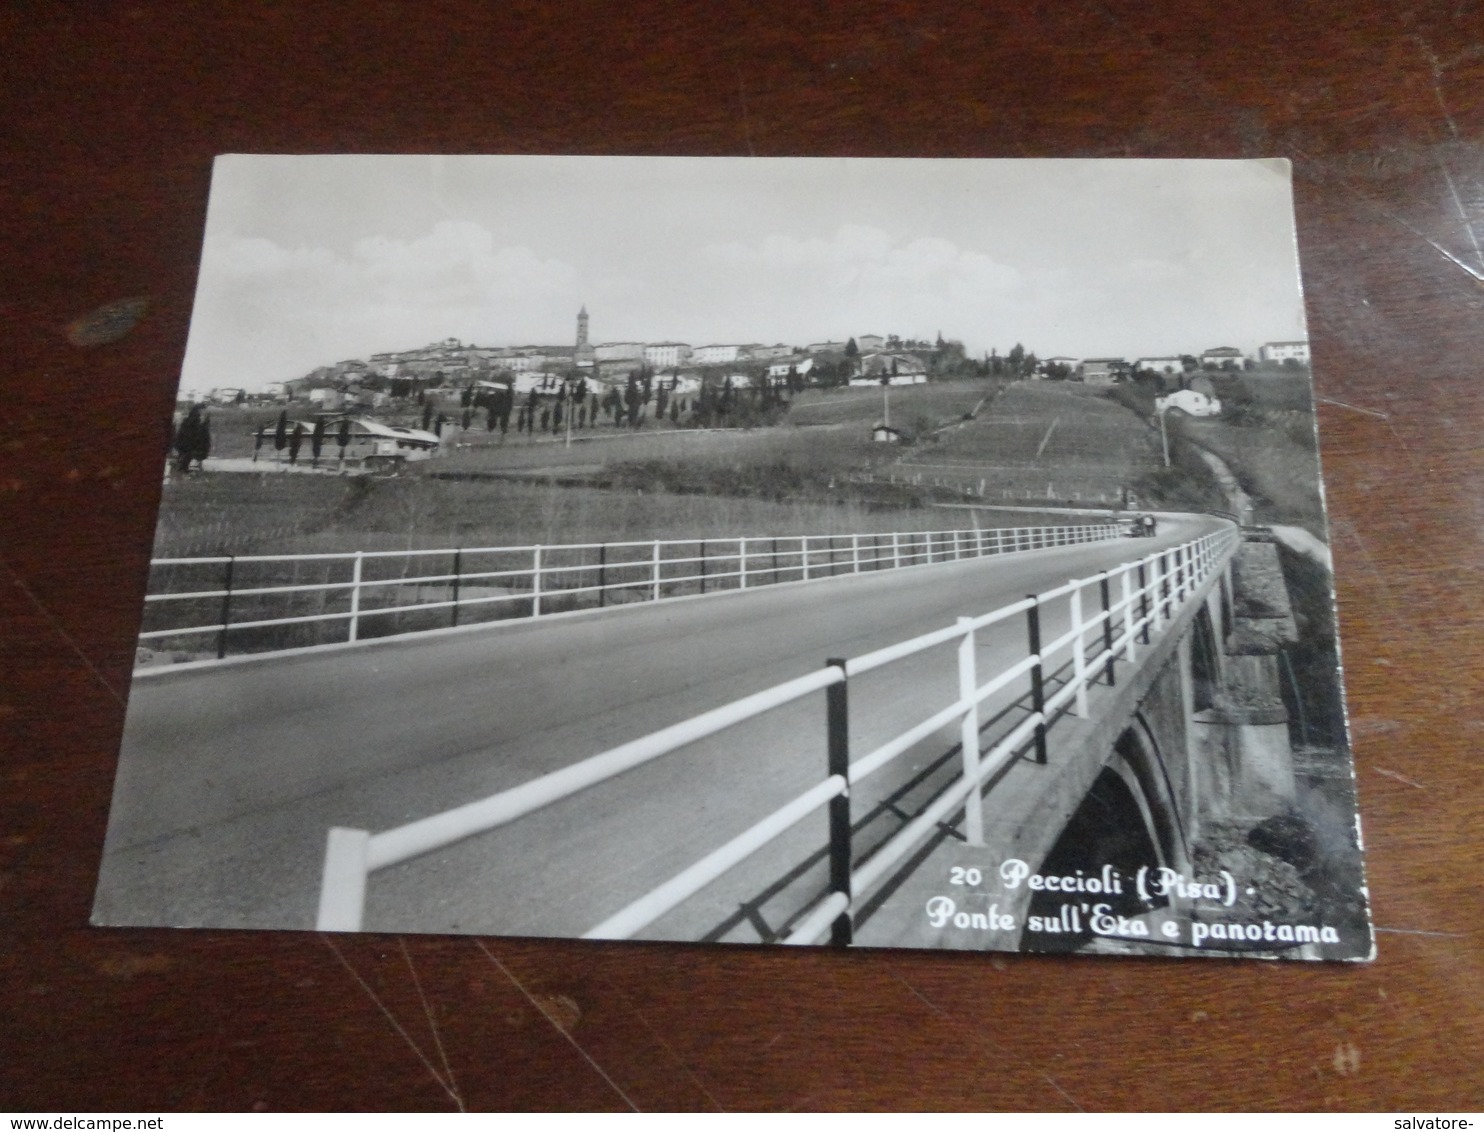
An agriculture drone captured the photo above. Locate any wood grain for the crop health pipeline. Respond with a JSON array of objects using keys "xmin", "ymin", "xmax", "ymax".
[{"xmin": 2, "ymin": 0, "xmax": 1481, "ymax": 1111}]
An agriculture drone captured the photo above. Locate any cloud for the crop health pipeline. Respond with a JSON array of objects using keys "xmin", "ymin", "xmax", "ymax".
[
  {"xmin": 706, "ymin": 225, "xmax": 1020, "ymax": 295},
  {"xmin": 695, "ymin": 225, "xmax": 1023, "ymax": 342},
  {"xmin": 188, "ymin": 223, "xmax": 582, "ymax": 385}
]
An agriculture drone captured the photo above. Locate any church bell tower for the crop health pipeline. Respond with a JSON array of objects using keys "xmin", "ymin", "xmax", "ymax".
[{"xmin": 575, "ymin": 305, "xmax": 595, "ymax": 368}]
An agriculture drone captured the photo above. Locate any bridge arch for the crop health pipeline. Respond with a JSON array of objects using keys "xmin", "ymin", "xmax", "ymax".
[{"xmin": 1020, "ymin": 716, "xmax": 1190, "ymax": 952}]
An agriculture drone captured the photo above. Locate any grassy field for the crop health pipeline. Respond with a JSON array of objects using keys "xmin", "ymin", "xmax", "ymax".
[
  {"xmin": 152, "ymin": 470, "xmax": 1084, "ymax": 561},
  {"xmin": 880, "ymin": 381, "xmax": 1185, "ymax": 508},
  {"xmin": 142, "ymin": 470, "xmax": 1100, "ymax": 659},
  {"xmin": 783, "ymin": 381, "xmax": 998, "ymax": 428},
  {"xmin": 1173, "ymin": 411, "xmax": 1325, "ymax": 534}
]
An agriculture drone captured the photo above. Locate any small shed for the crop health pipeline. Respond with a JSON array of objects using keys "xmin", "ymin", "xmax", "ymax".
[{"xmin": 872, "ymin": 424, "xmax": 904, "ymax": 443}]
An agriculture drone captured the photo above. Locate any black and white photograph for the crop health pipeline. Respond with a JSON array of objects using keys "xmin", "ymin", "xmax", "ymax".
[{"xmin": 93, "ymin": 154, "xmax": 1373, "ymax": 960}]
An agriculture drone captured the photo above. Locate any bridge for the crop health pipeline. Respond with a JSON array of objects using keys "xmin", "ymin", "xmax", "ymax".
[{"xmin": 95, "ymin": 513, "xmax": 1303, "ymax": 954}]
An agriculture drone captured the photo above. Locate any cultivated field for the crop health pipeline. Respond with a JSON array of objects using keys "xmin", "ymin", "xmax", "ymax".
[{"xmin": 881, "ymin": 382, "xmax": 1174, "ymax": 507}]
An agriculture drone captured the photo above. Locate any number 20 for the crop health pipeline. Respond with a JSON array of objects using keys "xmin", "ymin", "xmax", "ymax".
[{"xmin": 949, "ymin": 867, "xmax": 982, "ymax": 886}]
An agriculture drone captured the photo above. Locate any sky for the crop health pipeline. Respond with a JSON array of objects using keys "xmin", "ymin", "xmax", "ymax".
[{"xmin": 180, "ymin": 155, "xmax": 1311, "ymax": 393}]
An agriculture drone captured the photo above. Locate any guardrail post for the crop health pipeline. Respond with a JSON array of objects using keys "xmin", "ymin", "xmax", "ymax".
[
  {"xmin": 1137, "ymin": 561, "xmax": 1150, "ymax": 645},
  {"xmin": 1158, "ymin": 553, "xmax": 1169, "ymax": 625},
  {"xmin": 953, "ymin": 530, "xmax": 962, "ymax": 559},
  {"xmin": 598, "ymin": 543, "xmax": 608, "ymax": 607},
  {"xmin": 1070, "ymin": 584, "xmax": 1089, "ymax": 718},
  {"xmin": 451, "ymin": 548, "xmax": 462, "ymax": 627},
  {"xmin": 216, "ymin": 554, "xmax": 235, "ymax": 660},
  {"xmin": 739, "ymin": 537, "xmax": 748, "ymax": 590},
  {"xmin": 699, "ymin": 540, "xmax": 707, "ymax": 593},
  {"xmin": 348, "ymin": 551, "xmax": 363, "ymax": 642},
  {"xmin": 772, "ymin": 537, "xmax": 779, "ymax": 584},
  {"xmin": 652, "ymin": 540, "xmax": 662, "ymax": 601},
  {"xmin": 1026, "ymin": 595, "xmax": 1047, "ymax": 764},
  {"xmin": 532, "ymin": 545, "xmax": 543, "ymax": 617},
  {"xmin": 892, "ymin": 532, "xmax": 901, "ymax": 569},
  {"xmin": 825, "ymin": 658, "xmax": 852, "ymax": 946},
  {"xmin": 957, "ymin": 618, "xmax": 985, "ymax": 846},
  {"xmin": 801, "ymin": 536, "xmax": 810, "ymax": 581},
  {"xmin": 851, "ymin": 534, "xmax": 860, "ymax": 573},
  {"xmin": 1100, "ymin": 572, "xmax": 1115, "ymax": 685},
  {"xmin": 316, "ymin": 827, "xmax": 371, "ymax": 931}
]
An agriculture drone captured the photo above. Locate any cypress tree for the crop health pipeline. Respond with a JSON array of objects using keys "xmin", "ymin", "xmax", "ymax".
[
  {"xmin": 193, "ymin": 412, "xmax": 211, "ymax": 469},
  {"xmin": 174, "ymin": 406, "xmax": 202, "ymax": 474}
]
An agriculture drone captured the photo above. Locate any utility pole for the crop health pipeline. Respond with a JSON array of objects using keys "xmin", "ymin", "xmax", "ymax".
[{"xmin": 1158, "ymin": 402, "xmax": 1171, "ymax": 467}]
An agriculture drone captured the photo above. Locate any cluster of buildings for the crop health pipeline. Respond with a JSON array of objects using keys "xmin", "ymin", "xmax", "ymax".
[
  {"xmin": 183, "ymin": 307, "xmax": 1311, "ymax": 408},
  {"xmin": 218, "ymin": 311, "xmax": 938, "ymax": 409},
  {"xmin": 1043, "ymin": 342, "xmax": 1310, "ymax": 386}
]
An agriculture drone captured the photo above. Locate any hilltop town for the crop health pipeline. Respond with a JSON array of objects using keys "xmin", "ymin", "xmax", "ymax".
[{"xmin": 187, "ymin": 307, "xmax": 1310, "ymax": 411}]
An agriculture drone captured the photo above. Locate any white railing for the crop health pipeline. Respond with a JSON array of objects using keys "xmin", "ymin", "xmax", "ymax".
[
  {"xmin": 316, "ymin": 523, "xmax": 1240, "ymax": 939},
  {"xmin": 139, "ymin": 522, "xmax": 1120, "ymax": 660}
]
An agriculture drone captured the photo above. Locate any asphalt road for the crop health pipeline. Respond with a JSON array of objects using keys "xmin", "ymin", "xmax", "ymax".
[{"xmin": 94, "ymin": 513, "xmax": 1222, "ymax": 940}]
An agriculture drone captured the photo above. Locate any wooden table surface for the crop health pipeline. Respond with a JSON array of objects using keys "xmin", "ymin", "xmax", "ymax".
[{"xmin": 3, "ymin": 1, "xmax": 1482, "ymax": 1112}]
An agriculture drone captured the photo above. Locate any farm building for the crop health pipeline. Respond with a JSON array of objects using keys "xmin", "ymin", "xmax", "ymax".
[
  {"xmin": 1155, "ymin": 389, "xmax": 1222, "ymax": 417},
  {"xmin": 253, "ymin": 417, "xmax": 441, "ymax": 465}
]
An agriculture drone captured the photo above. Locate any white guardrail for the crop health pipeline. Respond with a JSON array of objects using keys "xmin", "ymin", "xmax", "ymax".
[
  {"xmin": 140, "ymin": 522, "xmax": 1120, "ymax": 660},
  {"xmin": 316, "ymin": 524, "xmax": 1240, "ymax": 941}
]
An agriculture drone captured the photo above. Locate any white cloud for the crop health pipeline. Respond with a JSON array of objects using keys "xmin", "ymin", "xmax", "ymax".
[
  {"xmin": 694, "ymin": 225, "xmax": 1023, "ymax": 343},
  {"xmin": 186, "ymin": 223, "xmax": 582, "ymax": 386},
  {"xmin": 706, "ymin": 225, "xmax": 1020, "ymax": 294}
]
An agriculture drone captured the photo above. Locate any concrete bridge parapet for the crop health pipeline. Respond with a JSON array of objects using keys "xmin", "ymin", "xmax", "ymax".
[{"xmin": 858, "ymin": 525, "xmax": 1304, "ymax": 953}]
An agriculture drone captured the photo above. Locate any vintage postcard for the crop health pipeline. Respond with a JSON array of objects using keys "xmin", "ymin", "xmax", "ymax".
[{"xmin": 94, "ymin": 155, "xmax": 1373, "ymax": 960}]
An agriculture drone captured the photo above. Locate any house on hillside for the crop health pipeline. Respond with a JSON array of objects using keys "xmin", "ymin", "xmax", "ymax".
[
  {"xmin": 767, "ymin": 356, "xmax": 814, "ymax": 380},
  {"xmin": 1260, "ymin": 340, "xmax": 1310, "ymax": 364},
  {"xmin": 872, "ymin": 424, "xmax": 903, "ymax": 443},
  {"xmin": 1200, "ymin": 346, "xmax": 1245, "ymax": 369},
  {"xmin": 1080, "ymin": 358, "xmax": 1128, "ymax": 385},
  {"xmin": 1134, "ymin": 356, "xmax": 1184, "ymax": 376},
  {"xmin": 749, "ymin": 344, "xmax": 795, "ymax": 361},
  {"xmin": 850, "ymin": 352, "xmax": 928, "ymax": 386},
  {"xmin": 692, "ymin": 343, "xmax": 742, "ymax": 364}
]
